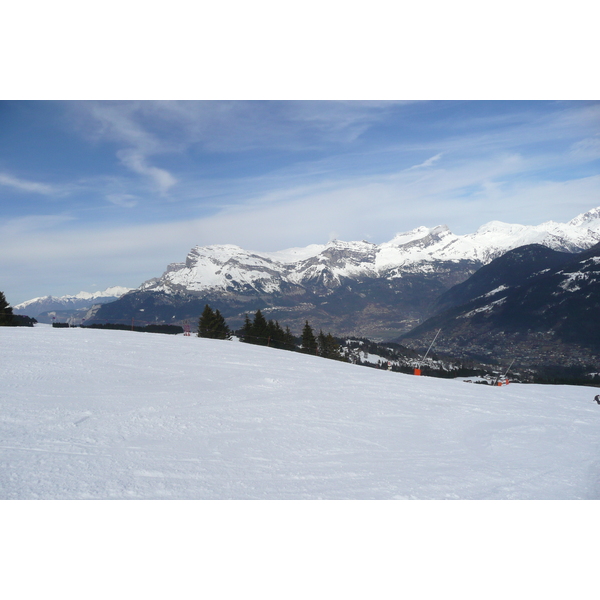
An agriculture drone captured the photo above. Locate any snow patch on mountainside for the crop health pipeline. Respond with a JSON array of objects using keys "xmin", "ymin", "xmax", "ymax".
[
  {"xmin": 460, "ymin": 296, "xmax": 508, "ymax": 318},
  {"xmin": 559, "ymin": 272, "xmax": 590, "ymax": 292},
  {"xmin": 261, "ymin": 243, "xmax": 327, "ymax": 263},
  {"xmin": 482, "ymin": 285, "xmax": 510, "ymax": 298}
]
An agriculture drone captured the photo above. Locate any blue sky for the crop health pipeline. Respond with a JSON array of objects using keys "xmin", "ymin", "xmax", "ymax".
[{"xmin": 1, "ymin": 100, "xmax": 599, "ymax": 304}]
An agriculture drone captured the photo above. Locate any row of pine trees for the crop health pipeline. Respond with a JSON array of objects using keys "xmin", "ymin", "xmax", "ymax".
[{"xmin": 197, "ymin": 305, "xmax": 345, "ymax": 361}]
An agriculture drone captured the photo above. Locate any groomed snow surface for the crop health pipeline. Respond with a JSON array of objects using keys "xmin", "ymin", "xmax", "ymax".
[{"xmin": 3, "ymin": 325, "xmax": 600, "ymax": 500}]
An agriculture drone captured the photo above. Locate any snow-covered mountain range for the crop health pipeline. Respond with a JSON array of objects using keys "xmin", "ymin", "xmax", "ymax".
[
  {"xmin": 137, "ymin": 208, "xmax": 600, "ymax": 297},
  {"xmin": 87, "ymin": 207, "xmax": 600, "ymax": 340},
  {"xmin": 14, "ymin": 286, "xmax": 132, "ymax": 320}
]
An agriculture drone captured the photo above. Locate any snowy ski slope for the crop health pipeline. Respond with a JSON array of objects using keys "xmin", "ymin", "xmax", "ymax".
[{"xmin": 2, "ymin": 325, "xmax": 600, "ymax": 499}]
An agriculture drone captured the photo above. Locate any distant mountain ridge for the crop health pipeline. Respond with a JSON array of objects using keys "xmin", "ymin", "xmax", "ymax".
[
  {"xmin": 14, "ymin": 286, "xmax": 132, "ymax": 322},
  {"xmin": 88, "ymin": 207, "xmax": 600, "ymax": 339}
]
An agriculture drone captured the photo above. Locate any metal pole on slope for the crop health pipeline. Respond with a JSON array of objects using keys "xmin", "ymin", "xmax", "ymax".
[
  {"xmin": 503, "ymin": 359, "xmax": 515, "ymax": 379},
  {"xmin": 496, "ymin": 358, "xmax": 516, "ymax": 386},
  {"xmin": 415, "ymin": 328, "xmax": 441, "ymax": 376}
]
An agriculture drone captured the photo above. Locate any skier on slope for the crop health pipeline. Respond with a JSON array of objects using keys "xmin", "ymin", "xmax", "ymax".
[{"xmin": 594, "ymin": 395, "xmax": 600, "ymax": 405}]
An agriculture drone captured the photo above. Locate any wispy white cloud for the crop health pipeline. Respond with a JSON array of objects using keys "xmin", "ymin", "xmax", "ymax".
[
  {"xmin": 71, "ymin": 100, "xmax": 409, "ymax": 177},
  {"xmin": 133, "ymin": 100, "xmax": 410, "ymax": 152},
  {"xmin": 63, "ymin": 101, "xmax": 600, "ymax": 212},
  {"xmin": 115, "ymin": 150, "xmax": 177, "ymax": 195},
  {"xmin": 73, "ymin": 102, "xmax": 179, "ymax": 195},
  {"xmin": 409, "ymin": 153, "xmax": 443, "ymax": 169},
  {"xmin": 106, "ymin": 193, "xmax": 139, "ymax": 208},
  {"xmin": 84, "ymin": 101, "xmax": 160, "ymax": 151},
  {"xmin": 570, "ymin": 136, "xmax": 600, "ymax": 160},
  {"xmin": 0, "ymin": 172, "xmax": 56, "ymax": 195},
  {"xmin": 0, "ymin": 214, "xmax": 75, "ymax": 235}
]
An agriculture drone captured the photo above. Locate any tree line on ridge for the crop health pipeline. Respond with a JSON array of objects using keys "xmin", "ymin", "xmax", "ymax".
[{"xmin": 197, "ymin": 304, "xmax": 345, "ymax": 361}]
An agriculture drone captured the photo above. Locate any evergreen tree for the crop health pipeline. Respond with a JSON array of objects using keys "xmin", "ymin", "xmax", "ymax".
[
  {"xmin": 239, "ymin": 313, "xmax": 254, "ymax": 342},
  {"xmin": 252, "ymin": 309, "xmax": 269, "ymax": 344},
  {"xmin": 0, "ymin": 291, "xmax": 14, "ymax": 326},
  {"xmin": 283, "ymin": 326, "xmax": 297, "ymax": 351},
  {"xmin": 198, "ymin": 304, "xmax": 216, "ymax": 337},
  {"xmin": 240, "ymin": 310, "xmax": 269, "ymax": 345},
  {"xmin": 324, "ymin": 333, "xmax": 344, "ymax": 361},
  {"xmin": 239, "ymin": 311, "xmax": 296, "ymax": 351},
  {"xmin": 212, "ymin": 309, "xmax": 231, "ymax": 340},
  {"xmin": 198, "ymin": 304, "xmax": 231, "ymax": 339},
  {"xmin": 317, "ymin": 329, "xmax": 327, "ymax": 356},
  {"xmin": 266, "ymin": 319, "xmax": 282, "ymax": 347},
  {"xmin": 317, "ymin": 329, "xmax": 343, "ymax": 360},
  {"xmin": 301, "ymin": 321, "xmax": 317, "ymax": 354}
]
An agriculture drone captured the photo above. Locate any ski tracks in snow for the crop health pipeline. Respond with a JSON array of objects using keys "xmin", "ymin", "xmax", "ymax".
[{"xmin": 2, "ymin": 326, "xmax": 600, "ymax": 499}]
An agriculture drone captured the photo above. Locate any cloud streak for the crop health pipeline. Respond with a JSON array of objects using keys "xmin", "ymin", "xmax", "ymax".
[
  {"xmin": 409, "ymin": 153, "xmax": 443, "ymax": 169},
  {"xmin": 115, "ymin": 150, "xmax": 177, "ymax": 195},
  {"xmin": 0, "ymin": 172, "xmax": 56, "ymax": 195},
  {"xmin": 74, "ymin": 102, "xmax": 179, "ymax": 195},
  {"xmin": 0, "ymin": 214, "xmax": 77, "ymax": 241},
  {"xmin": 106, "ymin": 193, "xmax": 139, "ymax": 208}
]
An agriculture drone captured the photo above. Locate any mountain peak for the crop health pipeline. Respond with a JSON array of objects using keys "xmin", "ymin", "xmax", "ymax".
[
  {"xmin": 568, "ymin": 206, "xmax": 600, "ymax": 229},
  {"xmin": 72, "ymin": 286, "xmax": 133, "ymax": 300},
  {"xmin": 474, "ymin": 220, "xmax": 524, "ymax": 235},
  {"xmin": 386, "ymin": 225, "xmax": 449, "ymax": 247}
]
